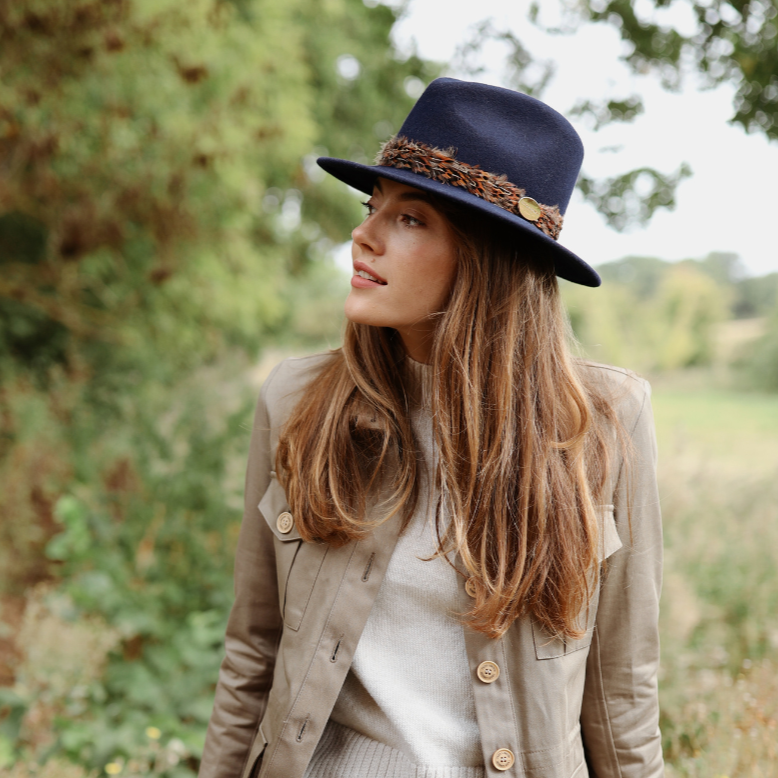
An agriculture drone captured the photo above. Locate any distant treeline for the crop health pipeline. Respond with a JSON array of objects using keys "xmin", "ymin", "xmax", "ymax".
[
  {"xmin": 562, "ymin": 252, "xmax": 778, "ymax": 386},
  {"xmin": 596, "ymin": 253, "xmax": 778, "ymax": 320}
]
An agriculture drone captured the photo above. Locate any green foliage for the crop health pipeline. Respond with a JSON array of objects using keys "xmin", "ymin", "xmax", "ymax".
[
  {"xmin": 0, "ymin": 689, "xmax": 27, "ymax": 765},
  {"xmin": 597, "ymin": 251, "xmax": 777, "ymax": 321},
  {"xmin": 0, "ymin": 0, "xmax": 436, "ymax": 388},
  {"xmin": 575, "ymin": 0, "xmax": 778, "ymax": 140},
  {"xmin": 565, "ymin": 254, "xmax": 729, "ymax": 372},
  {"xmin": 1, "ymin": 0, "xmax": 303, "ymax": 375},
  {"xmin": 692, "ymin": 250, "xmax": 745, "ymax": 286},
  {"xmin": 596, "ymin": 254, "xmax": 669, "ymax": 297},
  {"xmin": 740, "ymin": 311, "xmax": 778, "ymax": 390},
  {"xmin": 19, "ymin": 380, "xmax": 259, "ymax": 774},
  {"xmin": 450, "ymin": 20, "xmax": 556, "ymax": 97},
  {"xmin": 654, "ymin": 265, "xmax": 728, "ymax": 369},
  {"xmin": 569, "ymin": 94, "xmax": 645, "ymax": 130},
  {"xmin": 733, "ymin": 271, "xmax": 778, "ymax": 318},
  {"xmin": 569, "ymin": 251, "xmax": 778, "ymax": 380},
  {"xmin": 689, "ymin": 252, "xmax": 778, "ymax": 321},
  {"xmin": 577, "ymin": 163, "xmax": 692, "ymax": 231},
  {"xmin": 46, "ymin": 497, "xmax": 92, "ymax": 562}
]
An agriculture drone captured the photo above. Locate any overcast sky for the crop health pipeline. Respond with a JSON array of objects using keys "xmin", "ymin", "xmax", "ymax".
[{"xmin": 342, "ymin": 0, "xmax": 778, "ymax": 277}]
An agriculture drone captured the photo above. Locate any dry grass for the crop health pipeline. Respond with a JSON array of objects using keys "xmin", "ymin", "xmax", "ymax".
[
  {"xmin": 663, "ymin": 660, "xmax": 778, "ymax": 777},
  {"xmin": 653, "ymin": 382, "xmax": 778, "ymax": 776},
  {"xmin": 4, "ymin": 759, "xmax": 97, "ymax": 778},
  {"xmin": 9, "ymin": 585, "xmax": 121, "ymax": 757},
  {"xmin": 715, "ymin": 318, "xmax": 767, "ymax": 365}
]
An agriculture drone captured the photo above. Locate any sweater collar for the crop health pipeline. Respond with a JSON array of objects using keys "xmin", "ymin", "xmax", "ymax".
[{"xmin": 402, "ymin": 355, "xmax": 434, "ymax": 410}]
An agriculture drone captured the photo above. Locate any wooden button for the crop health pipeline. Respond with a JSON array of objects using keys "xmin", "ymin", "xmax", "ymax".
[
  {"xmin": 476, "ymin": 660, "xmax": 500, "ymax": 683},
  {"xmin": 492, "ymin": 748, "xmax": 515, "ymax": 771},
  {"xmin": 277, "ymin": 512, "xmax": 294, "ymax": 534},
  {"xmin": 465, "ymin": 577, "xmax": 478, "ymax": 598},
  {"xmin": 518, "ymin": 196, "xmax": 541, "ymax": 222}
]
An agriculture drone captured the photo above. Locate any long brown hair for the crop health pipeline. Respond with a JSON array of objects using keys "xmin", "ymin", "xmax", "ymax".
[{"xmin": 277, "ymin": 202, "xmax": 621, "ymax": 640}]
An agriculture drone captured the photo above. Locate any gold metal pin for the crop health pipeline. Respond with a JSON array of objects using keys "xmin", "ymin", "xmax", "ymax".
[{"xmin": 518, "ymin": 196, "xmax": 541, "ymax": 222}]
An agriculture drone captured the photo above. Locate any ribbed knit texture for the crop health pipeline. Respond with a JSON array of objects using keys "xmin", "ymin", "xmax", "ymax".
[
  {"xmin": 304, "ymin": 721, "xmax": 484, "ymax": 778},
  {"xmin": 303, "ymin": 358, "xmax": 484, "ymax": 778}
]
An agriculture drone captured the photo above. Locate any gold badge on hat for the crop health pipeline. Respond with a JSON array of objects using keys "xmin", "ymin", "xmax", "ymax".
[{"xmin": 518, "ymin": 196, "xmax": 541, "ymax": 222}]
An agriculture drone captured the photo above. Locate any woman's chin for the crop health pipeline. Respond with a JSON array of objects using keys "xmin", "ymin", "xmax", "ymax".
[{"xmin": 344, "ymin": 298, "xmax": 389, "ymax": 329}]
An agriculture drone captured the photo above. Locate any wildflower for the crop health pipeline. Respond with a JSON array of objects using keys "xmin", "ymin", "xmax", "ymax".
[
  {"xmin": 105, "ymin": 763, "xmax": 123, "ymax": 775},
  {"xmin": 146, "ymin": 726, "xmax": 162, "ymax": 740},
  {"xmin": 168, "ymin": 738, "xmax": 187, "ymax": 756},
  {"xmin": 164, "ymin": 737, "xmax": 188, "ymax": 767}
]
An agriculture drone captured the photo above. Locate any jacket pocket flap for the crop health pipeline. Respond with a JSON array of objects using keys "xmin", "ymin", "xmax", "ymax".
[
  {"xmin": 258, "ymin": 475, "xmax": 302, "ymax": 542},
  {"xmin": 599, "ymin": 503, "xmax": 622, "ymax": 562}
]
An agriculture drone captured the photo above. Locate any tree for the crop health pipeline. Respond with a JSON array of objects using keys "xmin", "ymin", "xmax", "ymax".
[
  {"xmin": 0, "ymin": 0, "xmax": 437, "ymax": 389},
  {"xmin": 563, "ymin": 255, "xmax": 730, "ymax": 371},
  {"xmin": 570, "ymin": 0, "xmax": 778, "ymax": 140}
]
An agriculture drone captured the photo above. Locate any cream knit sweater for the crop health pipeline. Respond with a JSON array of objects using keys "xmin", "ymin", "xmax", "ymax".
[{"xmin": 303, "ymin": 360, "xmax": 485, "ymax": 778}]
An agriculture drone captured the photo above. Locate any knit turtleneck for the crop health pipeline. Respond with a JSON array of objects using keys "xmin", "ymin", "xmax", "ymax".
[
  {"xmin": 303, "ymin": 358, "xmax": 484, "ymax": 778},
  {"xmin": 402, "ymin": 354, "xmax": 436, "ymax": 408}
]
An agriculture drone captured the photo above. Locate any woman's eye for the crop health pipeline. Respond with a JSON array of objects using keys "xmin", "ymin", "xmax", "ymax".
[
  {"xmin": 401, "ymin": 214, "xmax": 422, "ymax": 227},
  {"xmin": 361, "ymin": 201, "xmax": 376, "ymax": 217}
]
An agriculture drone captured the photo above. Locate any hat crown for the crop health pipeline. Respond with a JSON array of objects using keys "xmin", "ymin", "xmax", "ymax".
[{"xmin": 397, "ymin": 78, "xmax": 583, "ymax": 215}]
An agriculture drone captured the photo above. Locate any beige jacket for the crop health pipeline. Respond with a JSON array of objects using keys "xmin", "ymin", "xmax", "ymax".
[{"xmin": 199, "ymin": 354, "xmax": 664, "ymax": 778}]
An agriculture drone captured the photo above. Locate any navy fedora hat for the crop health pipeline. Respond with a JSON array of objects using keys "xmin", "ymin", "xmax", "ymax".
[{"xmin": 317, "ymin": 77, "xmax": 600, "ymax": 287}]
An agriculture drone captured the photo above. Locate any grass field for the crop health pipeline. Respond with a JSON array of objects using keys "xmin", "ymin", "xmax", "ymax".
[
  {"xmin": 652, "ymin": 383, "xmax": 778, "ymax": 476},
  {"xmin": 651, "ymin": 380, "xmax": 778, "ymax": 776}
]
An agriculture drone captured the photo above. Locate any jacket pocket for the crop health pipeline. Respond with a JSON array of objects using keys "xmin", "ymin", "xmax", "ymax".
[
  {"xmin": 532, "ymin": 504, "xmax": 620, "ymax": 659},
  {"xmin": 258, "ymin": 475, "xmax": 328, "ymax": 631}
]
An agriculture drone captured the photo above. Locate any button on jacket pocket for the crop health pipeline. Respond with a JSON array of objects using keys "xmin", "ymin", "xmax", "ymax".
[
  {"xmin": 258, "ymin": 476, "xmax": 328, "ymax": 631},
  {"xmin": 532, "ymin": 504, "xmax": 621, "ymax": 660},
  {"xmin": 276, "ymin": 511, "xmax": 294, "ymax": 534}
]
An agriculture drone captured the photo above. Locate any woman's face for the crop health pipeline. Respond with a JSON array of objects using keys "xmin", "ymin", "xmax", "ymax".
[{"xmin": 345, "ymin": 177, "xmax": 458, "ymax": 362}]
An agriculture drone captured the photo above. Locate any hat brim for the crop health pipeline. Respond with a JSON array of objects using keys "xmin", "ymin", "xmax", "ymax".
[{"xmin": 317, "ymin": 157, "xmax": 601, "ymax": 288}]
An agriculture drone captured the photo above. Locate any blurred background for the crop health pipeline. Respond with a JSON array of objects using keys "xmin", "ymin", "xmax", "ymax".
[{"xmin": 1, "ymin": 0, "xmax": 776, "ymax": 776}]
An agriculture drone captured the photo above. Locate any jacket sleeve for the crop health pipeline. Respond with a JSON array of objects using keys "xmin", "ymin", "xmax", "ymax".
[
  {"xmin": 199, "ymin": 367, "xmax": 284, "ymax": 778},
  {"xmin": 581, "ymin": 379, "xmax": 665, "ymax": 777}
]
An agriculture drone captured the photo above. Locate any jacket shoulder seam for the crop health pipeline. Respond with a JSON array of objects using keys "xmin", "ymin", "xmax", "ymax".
[{"xmin": 578, "ymin": 360, "xmax": 649, "ymax": 390}]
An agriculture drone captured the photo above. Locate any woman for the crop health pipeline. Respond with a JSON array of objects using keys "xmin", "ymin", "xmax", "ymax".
[{"xmin": 199, "ymin": 78, "xmax": 664, "ymax": 778}]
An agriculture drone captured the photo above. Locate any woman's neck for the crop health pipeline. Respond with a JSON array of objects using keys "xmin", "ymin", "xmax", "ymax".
[{"xmin": 398, "ymin": 325, "xmax": 436, "ymax": 364}]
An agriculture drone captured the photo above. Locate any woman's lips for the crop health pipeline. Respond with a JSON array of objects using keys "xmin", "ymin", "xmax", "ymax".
[
  {"xmin": 351, "ymin": 275, "xmax": 384, "ymax": 288},
  {"xmin": 352, "ymin": 261, "xmax": 387, "ymax": 287}
]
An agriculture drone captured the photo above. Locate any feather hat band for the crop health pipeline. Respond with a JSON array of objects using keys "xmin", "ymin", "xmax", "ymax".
[{"xmin": 317, "ymin": 77, "xmax": 600, "ymax": 287}]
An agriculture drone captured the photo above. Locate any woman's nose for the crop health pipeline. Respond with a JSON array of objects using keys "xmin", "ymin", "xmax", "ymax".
[{"xmin": 352, "ymin": 218, "xmax": 383, "ymax": 256}]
